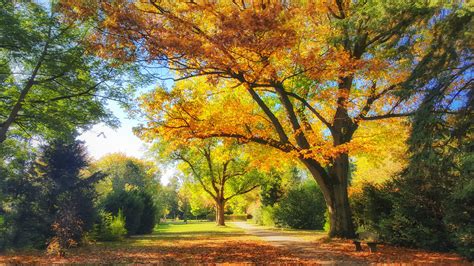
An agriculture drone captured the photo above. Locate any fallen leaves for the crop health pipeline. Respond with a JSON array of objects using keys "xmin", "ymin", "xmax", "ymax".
[{"xmin": 0, "ymin": 228, "xmax": 470, "ymax": 264}]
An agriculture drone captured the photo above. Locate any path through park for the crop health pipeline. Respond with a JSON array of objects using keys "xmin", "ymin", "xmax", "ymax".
[
  {"xmin": 233, "ymin": 221, "xmax": 308, "ymax": 246},
  {"xmin": 233, "ymin": 221, "xmax": 366, "ymax": 264},
  {"xmin": 232, "ymin": 221, "xmax": 470, "ymax": 265}
]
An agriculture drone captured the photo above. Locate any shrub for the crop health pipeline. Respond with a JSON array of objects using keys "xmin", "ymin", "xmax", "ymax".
[
  {"xmin": 351, "ymin": 180, "xmax": 452, "ymax": 250},
  {"xmin": 136, "ymin": 191, "xmax": 156, "ymax": 234},
  {"xmin": 261, "ymin": 206, "xmax": 277, "ymax": 226},
  {"xmin": 102, "ymin": 190, "xmax": 144, "ymax": 235},
  {"xmin": 445, "ymin": 179, "xmax": 474, "ymax": 260},
  {"xmin": 274, "ymin": 180, "xmax": 326, "ymax": 229},
  {"xmin": 351, "ymin": 182, "xmax": 393, "ymax": 233},
  {"xmin": 109, "ymin": 211, "xmax": 127, "ymax": 240},
  {"xmin": 102, "ymin": 190, "xmax": 157, "ymax": 235},
  {"xmin": 252, "ymin": 206, "xmax": 276, "ymax": 226},
  {"xmin": 92, "ymin": 210, "xmax": 127, "ymax": 241},
  {"xmin": 351, "ymin": 177, "xmax": 474, "ymax": 257}
]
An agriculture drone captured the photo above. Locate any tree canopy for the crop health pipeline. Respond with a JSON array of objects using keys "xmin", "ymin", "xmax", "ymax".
[
  {"xmin": 0, "ymin": 0, "xmax": 134, "ymax": 144},
  {"xmin": 61, "ymin": 0, "xmax": 473, "ymax": 238}
]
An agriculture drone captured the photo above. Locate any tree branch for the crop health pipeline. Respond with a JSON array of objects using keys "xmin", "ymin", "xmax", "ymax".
[
  {"xmin": 274, "ymin": 83, "xmax": 311, "ymax": 149},
  {"xmin": 174, "ymin": 153, "xmax": 217, "ymax": 200},
  {"xmin": 361, "ymin": 112, "xmax": 415, "ymax": 121},
  {"xmin": 194, "ymin": 132, "xmax": 295, "ymax": 153},
  {"xmin": 284, "ymin": 91, "xmax": 333, "ymax": 130},
  {"xmin": 244, "ymin": 83, "xmax": 290, "ymax": 144},
  {"xmin": 225, "ymin": 184, "xmax": 259, "ymax": 201}
]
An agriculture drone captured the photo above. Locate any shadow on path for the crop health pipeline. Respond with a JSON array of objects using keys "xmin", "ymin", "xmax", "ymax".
[{"xmin": 232, "ymin": 221, "xmax": 367, "ymax": 265}]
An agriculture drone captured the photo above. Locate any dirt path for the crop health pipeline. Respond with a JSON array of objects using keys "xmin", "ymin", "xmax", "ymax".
[
  {"xmin": 232, "ymin": 221, "xmax": 362, "ymax": 265},
  {"xmin": 231, "ymin": 222, "xmax": 469, "ymax": 265},
  {"xmin": 232, "ymin": 221, "xmax": 311, "ymax": 246}
]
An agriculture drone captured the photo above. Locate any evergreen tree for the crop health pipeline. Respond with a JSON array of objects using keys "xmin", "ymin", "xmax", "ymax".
[{"xmin": 3, "ymin": 137, "xmax": 103, "ymax": 249}]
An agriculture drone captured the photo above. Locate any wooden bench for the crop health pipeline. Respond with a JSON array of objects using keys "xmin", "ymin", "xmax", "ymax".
[{"xmin": 353, "ymin": 231, "xmax": 380, "ymax": 252}]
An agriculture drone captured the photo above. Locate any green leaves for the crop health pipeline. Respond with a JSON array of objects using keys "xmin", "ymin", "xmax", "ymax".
[{"xmin": 0, "ymin": 1, "xmax": 134, "ymax": 143}]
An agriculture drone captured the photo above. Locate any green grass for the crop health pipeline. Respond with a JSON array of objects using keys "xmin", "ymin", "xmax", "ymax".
[
  {"xmin": 153, "ymin": 221, "xmax": 245, "ymax": 238},
  {"xmin": 94, "ymin": 221, "xmax": 246, "ymax": 248}
]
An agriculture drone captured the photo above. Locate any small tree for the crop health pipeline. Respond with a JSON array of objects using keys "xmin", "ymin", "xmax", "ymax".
[{"xmin": 171, "ymin": 140, "xmax": 260, "ymax": 226}]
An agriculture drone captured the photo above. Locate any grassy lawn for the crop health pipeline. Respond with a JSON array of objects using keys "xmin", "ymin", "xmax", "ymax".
[{"xmin": 154, "ymin": 220, "xmax": 244, "ymax": 236}]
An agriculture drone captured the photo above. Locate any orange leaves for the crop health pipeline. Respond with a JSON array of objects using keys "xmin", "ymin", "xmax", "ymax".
[
  {"xmin": 0, "ymin": 224, "xmax": 469, "ymax": 264},
  {"xmin": 62, "ymin": 0, "xmax": 437, "ymax": 173},
  {"xmin": 139, "ymin": 77, "xmax": 279, "ymax": 148}
]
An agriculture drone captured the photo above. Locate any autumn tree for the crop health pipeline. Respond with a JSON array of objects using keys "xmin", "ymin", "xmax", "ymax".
[
  {"xmin": 62, "ymin": 1, "xmax": 472, "ymax": 238},
  {"xmin": 170, "ymin": 140, "xmax": 260, "ymax": 226}
]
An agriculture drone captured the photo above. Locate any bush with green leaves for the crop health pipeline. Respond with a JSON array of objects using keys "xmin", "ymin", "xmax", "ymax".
[
  {"xmin": 351, "ymin": 180, "xmax": 452, "ymax": 250},
  {"xmin": 273, "ymin": 180, "xmax": 326, "ymax": 229},
  {"xmin": 92, "ymin": 210, "xmax": 127, "ymax": 241},
  {"xmin": 444, "ymin": 179, "xmax": 474, "ymax": 260},
  {"xmin": 350, "ymin": 182, "xmax": 393, "ymax": 233},
  {"xmin": 352, "ymin": 177, "xmax": 473, "ymax": 259},
  {"xmin": 102, "ymin": 189, "xmax": 157, "ymax": 235},
  {"xmin": 252, "ymin": 205, "xmax": 277, "ymax": 226},
  {"xmin": 253, "ymin": 180, "xmax": 326, "ymax": 229}
]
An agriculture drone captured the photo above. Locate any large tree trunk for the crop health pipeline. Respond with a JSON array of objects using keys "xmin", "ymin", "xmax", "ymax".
[
  {"xmin": 326, "ymin": 153, "xmax": 355, "ymax": 238},
  {"xmin": 215, "ymin": 199, "xmax": 225, "ymax": 226},
  {"xmin": 302, "ymin": 156, "xmax": 355, "ymax": 238},
  {"xmin": 325, "ymin": 181, "xmax": 355, "ymax": 238}
]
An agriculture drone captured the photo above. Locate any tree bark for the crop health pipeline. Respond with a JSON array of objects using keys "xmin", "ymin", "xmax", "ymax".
[
  {"xmin": 302, "ymin": 156, "xmax": 355, "ymax": 238},
  {"xmin": 327, "ymin": 153, "xmax": 355, "ymax": 238},
  {"xmin": 215, "ymin": 199, "xmax": 225, "ymax": 226}
]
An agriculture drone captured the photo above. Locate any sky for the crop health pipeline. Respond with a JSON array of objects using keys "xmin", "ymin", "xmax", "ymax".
[
  {"xmin": 78, "ymin": 102, "xmax": 146, "ymax": 160},
  {"xmin": 78, "ymin": 74, "xmax": 178, "ymax": 185}
]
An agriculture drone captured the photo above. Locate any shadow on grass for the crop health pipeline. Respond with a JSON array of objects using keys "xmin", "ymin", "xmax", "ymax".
[{"xmin": 135, "ymin": 231, "xmax": 248, "ymax": 240}]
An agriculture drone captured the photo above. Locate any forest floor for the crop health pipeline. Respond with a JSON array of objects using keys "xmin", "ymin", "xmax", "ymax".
[{"xmin": 0, "ymin": 221, "xmax": 470, "ymax": 265}]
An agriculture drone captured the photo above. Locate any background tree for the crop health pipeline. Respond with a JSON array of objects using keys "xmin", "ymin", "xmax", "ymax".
[
  {"xmin": 186, "ymin": 183, "xmax": 215, "ymax": 221},
  {"xmin": 177, "ymin": 182, "xmax": 192, "ymax": 223},
  {"xmin": 170, "ymin": 140, "xmax": 261, "ymax": 226},
  {"xmin": 92, "ymin": 153, "xmax": 161, "ymax": 198},
  {"xmin": 162, "ymin": 176, "xmax": 180, "ymax": 220},
  {"xmin": 260, "ymin": 167, "xmax": 301, "ymax": 207},
  {"xmin": 91, "ymin": 154, "xmax": 161, "ymax": 235},
  {"xmin": 62, "ymin": 0, "xmax": 472, "ymax": 237}
]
